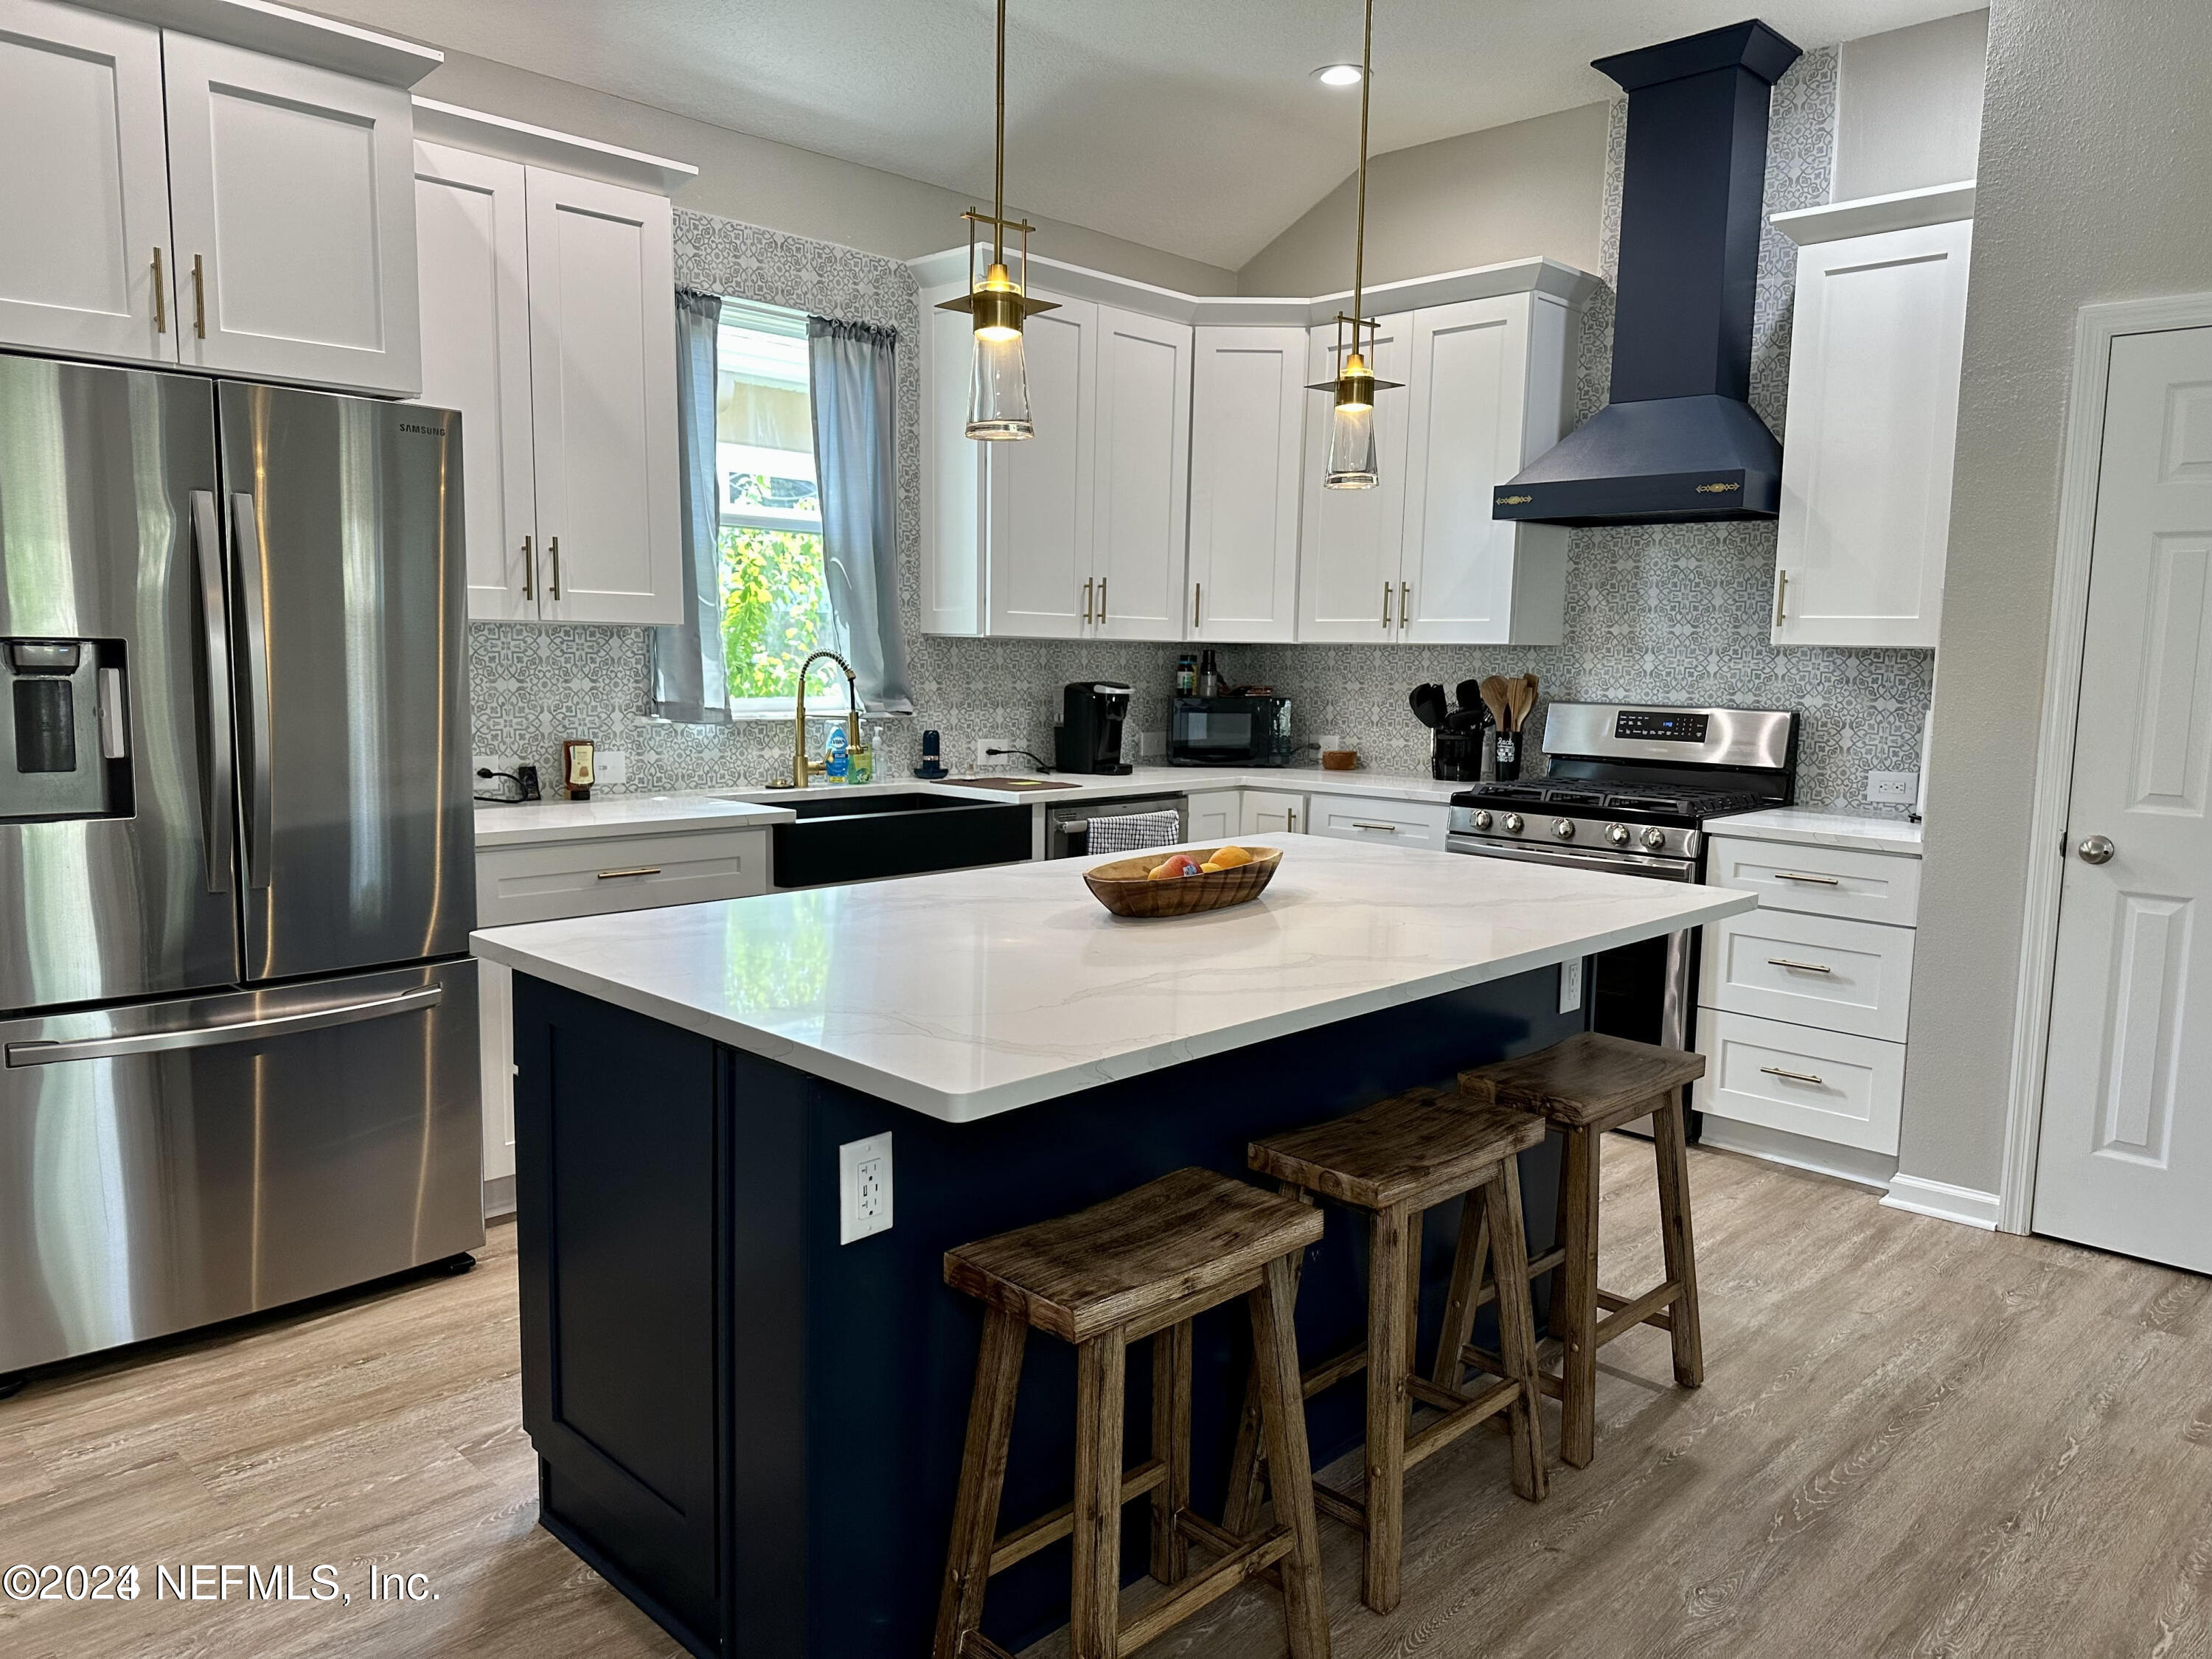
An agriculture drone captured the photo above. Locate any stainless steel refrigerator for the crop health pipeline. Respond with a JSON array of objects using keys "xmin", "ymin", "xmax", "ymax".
[{"xmin": 0, "ymin": 352, "xmax": 481, "ymax": 1382}]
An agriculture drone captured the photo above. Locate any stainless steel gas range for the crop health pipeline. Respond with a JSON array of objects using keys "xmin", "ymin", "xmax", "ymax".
[{"xmin": 1448, "ymin": 703, "xmax": 1799, "ymax": 1051}]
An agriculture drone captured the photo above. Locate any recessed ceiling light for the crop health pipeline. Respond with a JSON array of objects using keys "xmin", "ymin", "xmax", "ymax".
[{"xmin": 1312, "ymin": 63, "xmax": 1364, "ymax": 87}]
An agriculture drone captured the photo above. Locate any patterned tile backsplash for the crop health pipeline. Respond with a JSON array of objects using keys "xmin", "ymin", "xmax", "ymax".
[{"xmin": 470, "ymin": 45, "xmax": 1930, "ymax": 815}]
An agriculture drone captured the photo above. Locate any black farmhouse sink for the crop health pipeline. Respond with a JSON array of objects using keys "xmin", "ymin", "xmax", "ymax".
[{"xmin": 754, "ymin": 790, "xmax": 1031, "ymax": 888}]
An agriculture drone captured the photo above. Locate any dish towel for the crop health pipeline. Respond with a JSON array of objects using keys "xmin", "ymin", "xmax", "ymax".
[{"xmin": 1085, "ymin": 810, "xmax": 1184, "ymax": 855}]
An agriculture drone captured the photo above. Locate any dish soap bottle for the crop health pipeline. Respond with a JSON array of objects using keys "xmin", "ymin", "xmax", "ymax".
[
  {"xmin": 824, "ymin": 724, "xmax": 849, "ymax": 785},
  {"xmin": 849, "ymin": 719, "xmax": 875, "ymax": 786}
]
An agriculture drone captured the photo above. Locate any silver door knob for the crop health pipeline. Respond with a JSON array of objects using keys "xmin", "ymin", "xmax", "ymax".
[
  {"xmin": 2077, "ymin": 835, "xmax": 2115, "ymax": 865},
  {"xmin": 1607, "ymin": 823, "xmax": 1632, "ymax": 846},
  {"xmin": 1553, "ymin": 818, "xmax": 1576, "ymax": 841},
  {"xmin": 1502, "ymin": 813, "xmax": 1524, "ymax": 835}
]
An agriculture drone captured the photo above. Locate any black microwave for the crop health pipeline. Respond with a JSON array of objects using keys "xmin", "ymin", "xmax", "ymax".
[{"xmin": 1169, "ymin": 695, "xmax": 1293, "ymax": 767}]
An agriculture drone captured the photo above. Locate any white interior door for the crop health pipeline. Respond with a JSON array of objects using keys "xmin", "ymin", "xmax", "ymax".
[
  {"xmin": 0, "ymin": 0, "xmax": 175, "ymax": 364},
  {"xmin": 1091, "ymin": 305, "xmax": 1189, "ymax": 641},
  {"xmin": 985, "ymin": 293, "xmax": 1093, "ymax": 639},
  {"xmin": 414, "ymin": 142, "xmax": 538, "ymax": 621},
  {"xmin": 1296, "ymin": 318, "xmax": 1409, "ymax": 642},
  {"xmin": 524, "ymin": 166, "xmax": 680, "ymax": 625},
  {"xmin": 162, "ymin": 32, "xmax": 420, "ymax": 394},
  {"xmin": 1187, "ymin": 325, "xmax": 1305, "ymax": 644},
  {"xmin": 2034, "ymin": 324, "xmax": 2212, "ymax": 1273}
]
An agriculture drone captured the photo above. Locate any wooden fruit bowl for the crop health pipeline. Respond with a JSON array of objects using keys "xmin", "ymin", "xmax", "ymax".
[{"xmin": 1083, "ymin": 846, "xmax": 1283, "ymax": 918}]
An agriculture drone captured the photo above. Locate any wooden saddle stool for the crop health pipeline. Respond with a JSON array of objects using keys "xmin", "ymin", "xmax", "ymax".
[
  {"xmin": 1229, "ymin": 1087, "xmax": 1551, "ymax": 1615},
  {"xmin": 937, "ymin": 1166, "xmax": 1332, "ymax": 1659},
  {"xmin": 1454, "ymin": 1031, "xmax": 1708, "ymax": 1469}
]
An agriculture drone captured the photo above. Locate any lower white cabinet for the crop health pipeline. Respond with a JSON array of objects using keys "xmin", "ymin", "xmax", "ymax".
[
  {"xmin": 1699, "ymin": 905, "xmax": 1915, "ymax": 1042},
  {"xmin": 1187, "ymin": 326, "xmax": 1307, "ymax": 642},
  {"xmin": 1305, "ymin": 793, "xmax": 1450, "ymax": 852},
  {"xmin": 1184, "ymin": 788, "xmax": 1242, "ymax": 843},
  {"xmin": 1698, "ymin": 1009, "xmax": 1906, "ymax": 1155},
  {"xmin": 1239, "ymin": 790, "xmax": 1306, "ymax": 837}
]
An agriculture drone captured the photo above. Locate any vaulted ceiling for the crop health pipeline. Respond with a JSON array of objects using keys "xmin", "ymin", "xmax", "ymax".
[{"xmin": 328, "ymin": 0, "xmax": 1982, "ymax": 268}]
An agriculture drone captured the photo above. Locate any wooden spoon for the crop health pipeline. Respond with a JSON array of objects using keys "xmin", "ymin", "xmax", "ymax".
[
  {"xmin": 1478, "ymin": 675, "xmax": 1510, "ymax": 730},
  {"xmin": 1507, "ymin": 674, "xmax": 1538, "ymax": 733}
]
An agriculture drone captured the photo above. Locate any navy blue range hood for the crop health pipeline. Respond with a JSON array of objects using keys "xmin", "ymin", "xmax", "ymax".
[{"xmin": 1495, "ymin": 20, "xmax": 1802, "ymax": 527}]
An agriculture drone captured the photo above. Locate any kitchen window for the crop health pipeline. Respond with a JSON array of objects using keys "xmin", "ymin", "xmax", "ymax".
[{"xmin": 716, "ymin": 299, "xmax": 830, "ymax": 714}]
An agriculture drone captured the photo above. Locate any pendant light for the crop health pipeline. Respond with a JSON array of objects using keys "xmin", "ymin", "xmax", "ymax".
[
  {"xmin": 1308, "ymin": 0, "xmax": 1398, "ymax": 489},
  {"xmin": 937, "ymin": 0, "xmax": 1055, "ymax": 440}
]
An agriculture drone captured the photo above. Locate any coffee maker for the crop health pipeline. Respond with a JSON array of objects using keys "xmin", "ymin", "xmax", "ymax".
[{"xmin": 1052, "ymin": 681, "xmax": 1134, "ymax": 775}]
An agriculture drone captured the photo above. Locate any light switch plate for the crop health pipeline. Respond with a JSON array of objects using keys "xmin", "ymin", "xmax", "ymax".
[
  {"xmin": 1559, "ymin": 957, "xmax": 1584, "ymax": 1014},
  {"xmin": 597, "ymin": 749, "xmax": 627, "ymax": 786},
  {"xmin": 839, "ymin": 1133, "xmax": 893, "ymax": 1244},
  {"xmin": 1866, "ymin": 771, "xmax": 1917, "ymax": 804}
]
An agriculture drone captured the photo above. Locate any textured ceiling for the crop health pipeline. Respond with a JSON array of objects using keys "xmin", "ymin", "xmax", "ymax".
[{"xmin": 330, "ymin": 0, "xmax": 1982, "ymax": 268}]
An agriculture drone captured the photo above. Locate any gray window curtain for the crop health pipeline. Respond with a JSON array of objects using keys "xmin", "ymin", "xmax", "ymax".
[
  {"xmin": 647, "ymin": 289, "xmax": 728, "ymax": 723},
  {"xmin": 808, "ymin": 316, "xmax": 913, "ymax": 713}
]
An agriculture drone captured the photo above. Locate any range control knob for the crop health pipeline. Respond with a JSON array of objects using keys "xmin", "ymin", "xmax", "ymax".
[
  {"xmin": 1553, "ymin": 818, "xmax": 1576, "ymax": 841},
  {"xmin": 1607, "ymin": 823, "xmax": 1632, "ymax": 846},
  {"xmin": 1641, "ymin": 827, "xmax": 1668, "ymax": 851},
  {"xmin": 1471, "ymin": 809, "xmax": 1492, "ymax": 832},
  {"xmin": 1502, "ymin": 813, "xmax": 1525, "ymax": 835}
]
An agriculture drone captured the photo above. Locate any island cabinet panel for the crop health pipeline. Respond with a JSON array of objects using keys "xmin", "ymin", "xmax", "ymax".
[{"xmin": 509, "ymin": 967, "xmax": 1583, "ymax": 1657}]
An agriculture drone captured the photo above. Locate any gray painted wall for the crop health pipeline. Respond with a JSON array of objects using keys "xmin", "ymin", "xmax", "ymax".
[
  {"xmin": 1834, "ymin": 10, "xmax": 1989, "ymax": 199},
  {"xmin": 415, "ymin": 49, "xmax": 1236, "ymax": 293},
  {"xmin": 1899, "ymin": 0, "xmax": 2212, "ymax": 1194},
  {"xmin": 1235, "ymin": 102, "xmax": 1612, "ymax": 295}
]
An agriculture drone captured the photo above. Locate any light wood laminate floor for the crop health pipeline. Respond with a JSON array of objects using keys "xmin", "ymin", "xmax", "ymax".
[{"xmin": 2, "ymin": 1138, "xmax": 2208, "ymax": 1658}]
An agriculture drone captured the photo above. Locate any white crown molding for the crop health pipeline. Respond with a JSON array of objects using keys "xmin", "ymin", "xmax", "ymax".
[
  {"xmin": 1771, "ymin": 180, "xmax": 1975, "ymax": 246},
  {"xmin": 1882, "ymin": 1173, "xmax": 2000, "ymax": 1231},
  {"xmin": 906, "ymin": 247, "xmax": 1602, "ymax": 327},
  {"xmin": 413, "ymin": 99, "xmax": 698, "ymax": 195},
  {"xmin": 83, "ymin": 0, "xmax": 441, "ymax": 86}
]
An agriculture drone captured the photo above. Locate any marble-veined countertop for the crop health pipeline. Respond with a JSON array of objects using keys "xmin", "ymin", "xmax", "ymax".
[
  {"xmin": 471, "ymin": 832, "xmax": 1754, "ymax": 1123},
  {"xmin": 1705, "ymin": 807, "xmax": 1923, "ymax": 856}
]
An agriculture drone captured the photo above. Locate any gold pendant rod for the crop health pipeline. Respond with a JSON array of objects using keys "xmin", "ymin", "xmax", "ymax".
[
  {"xmin": 994, "ymin": 0, "xmax": 1008, "ymax": 268},
  {"xmin": 1353, "ymin": 0, "xmax": 1373, "ymax": 329}
]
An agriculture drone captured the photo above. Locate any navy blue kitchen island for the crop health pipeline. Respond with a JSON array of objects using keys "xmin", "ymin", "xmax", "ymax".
[{"xmin": 476, "ymin": 835, "xmax": 1752, "ymax": 1657}]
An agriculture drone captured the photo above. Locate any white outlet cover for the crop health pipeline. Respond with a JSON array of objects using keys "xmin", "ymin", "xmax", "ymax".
[
  {"xmin": 472, "ymin": 754, "xmax": 519, "ymax": 800},
  {"xmin": 1559, "ymin": 957, "xmax": 1584, "ymax": 1014},
  {"xmin": 974, "ymin": 737, "xmax": 1010, "ymax": 770},
  {"xmin": 839, "ymin": 1132, "xmax": 893, "ymax": 1244},
  {"xmin": 1866, "ymin": 770, "xmax": 1918, "ymax": 803}
]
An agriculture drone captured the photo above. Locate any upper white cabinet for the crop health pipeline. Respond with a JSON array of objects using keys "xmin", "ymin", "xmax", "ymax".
[
  {"xmin": 0, "ymin": 0, "xmax": 432, "ymax": 394},
  {"xmin": 0, "ymin": 0, "xmax": 173, "ymax": 363},
  {"xmin": 1298, "ymin": 292, "xmax": 1573, "ymax": 645},
  {"xmin": 1187, "ymin": 325, "xmax": 1306, "ymax": 643},
  {"xmin": 924, "ymin": 282, "xmax": 1192, "ymax": 641},
  {"xmin": 164, "ymin": 32, "xmax": 420, "ymax": 394},
  {"xmin": 415, "ymin": 116, "xmax": 684, "ymax": 625},
  {"xmin": 1770, "ymin": 184, "xmax": 1975, "ymax": 649}
]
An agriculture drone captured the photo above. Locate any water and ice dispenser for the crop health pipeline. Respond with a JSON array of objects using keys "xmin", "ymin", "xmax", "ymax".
[{"xmin": 3, "ymin": 639, "xmax": 131, "ymax": 821}]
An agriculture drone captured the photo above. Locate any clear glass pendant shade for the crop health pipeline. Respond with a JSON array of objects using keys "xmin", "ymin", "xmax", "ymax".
[
  {"xmin": 1324, "ymin": 398, "xmax": 1377, "ymax": 490},
  {"xmin": 967, "ymin": 326, "xmax": 1032, "ymax": 439}
]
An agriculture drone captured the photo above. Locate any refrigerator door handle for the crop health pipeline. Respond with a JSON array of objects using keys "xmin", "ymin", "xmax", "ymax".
[
  {"xmin": 189, "ymin": 490, "xmax": 237, "ymax": 895},
  {"xmin": 4, "ymin": 986, "xmax": 444, "ymax": 1068},
  {"xmin": 229, "ymin": 492, "xmax": 275, "ymax": 891}
]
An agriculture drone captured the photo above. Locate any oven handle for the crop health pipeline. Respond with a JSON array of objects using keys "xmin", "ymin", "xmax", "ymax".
[{"xmin": 1444, "ymin": 835, "xmax": 1699, "ymax": 881}]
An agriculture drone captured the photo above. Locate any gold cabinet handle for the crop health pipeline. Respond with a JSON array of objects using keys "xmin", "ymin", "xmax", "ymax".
[
  {"xmin": 1773, "ymin": 870, "xmax": 1840, "ymax": 886},
  {"xmin": 548, "ymin": 535, "xmax": 561, "ymax": 599},
  {"xmin": 521, "ymin": 533, "xmax": 535, "ymax": 601},
  {"xmin": 1351, "ymin": 821, "xmax": 1399, "ymax": 832},
  {"xmin": 152, "ymin": 248, "xmax": 167, "ymax": 333},
  {"xmin": 1382, "ymin": 581, "xmax": 1392, "ymax": 629},
  {"xmin": 1192, "ymin": 582, "xmax": 1201, "ymax": 630},
  {"xmin": 1287, "ymin": 807, "xmax": 1298, "ymax": 832},
  {"xmin": 1082, "ymin": 576, "xmax": 1093, "ymax": 624},
  {"xmin": 1774, "ymin": 568, "xmax": 1789, "ymax": 627},
  {"xmin": 595, "ymin": 866, "xmax": 661, "ymax": 880},
  {"xmin": 190, "ymin": 254, "xmax": 206, "ymax": 338},
  {"xmin": 1399, "ymin": 581, "xmax": 1410, "ymax": 629},
  {"xmin": 1767, "ymin": 958, "xmax": 1833, "ymax": 974},
  {"xmin": 1097, "ymin": 577, "xmax": 1107, "ymax": 624},
  {"xmin": 1760, "ymin": 1065, "xmax": 1826, "ymax": 1086}
]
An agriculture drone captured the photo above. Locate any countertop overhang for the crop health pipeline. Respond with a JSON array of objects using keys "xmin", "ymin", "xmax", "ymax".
[{"xmin": 470, "ymin": 835, "xmax": 1756, "ymax": 1123}]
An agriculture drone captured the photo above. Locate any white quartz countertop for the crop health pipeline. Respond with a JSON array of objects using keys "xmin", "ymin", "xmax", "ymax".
[
  {"xmin": 471, "ymin": 833, "xmax": 1756, "ymax": 1123},
  {"xmin": 473, "ymin": 794, "xmax": 793, "ymax": 847},
  {"xmin": 1705, "ymin": 807, "xmax": 1923, "ymax": 856}
]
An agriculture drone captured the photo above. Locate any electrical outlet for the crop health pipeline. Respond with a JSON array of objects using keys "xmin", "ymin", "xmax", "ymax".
[
  {"xmin": 1559, "ymin": 957, "xmax": 1584, "ymax": 1014},
  {"xmin": 597, "ymin": 748, "xmax": 627, "ymax": 786},
  {"xmin": 1137, "ymin": 729, "xmax": 1165, "ymax": 759},
  {"xmin": 472, "ymin": 753, "xmax": 521, "ymax": 801},
  {"xmin": 839, "ymin": 1133, "xmax": 893, "ymax": 1244},
  {"xmin": 974, "ymin": 737, "xmax": 1010, "ymax": 771},
  {"xmin": 1866, "ymin": 771, "xmax": 1918, "ymax": 804}
]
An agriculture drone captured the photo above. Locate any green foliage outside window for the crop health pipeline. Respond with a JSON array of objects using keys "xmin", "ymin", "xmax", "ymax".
[{"xmin": 718, "ymin": 521, "xmax": 829, "ymax": 702}]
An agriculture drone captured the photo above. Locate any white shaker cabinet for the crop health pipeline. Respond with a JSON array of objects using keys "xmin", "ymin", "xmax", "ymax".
[
  {"xmin": 1770, "ymin": 186, "xmax": 1975, "ymax": 648},
  {"xmin": 1239, "ymin": 789, "xmax": 1306, "ymax": 837},
  {"xmin": 163, "ymin": 32, "xmax": 421, "ymax": 396},
  {"xmin": 1186, "ymin": 326, "xmax": 1307, "ymax": 643},
  {"xmin": 984, "ymin": 291, "xmax": 1094, "ymax": 638},
  {"xmin": 1091, "ymin": 305, "xmax": 1192, "ymax": 641},
  {"xmin": 1296, "ymin": 317, "xmax": 1411, "ymax": 642},
  {"xmin": 0, "ymin": 0, "xmax": 174, "ymax": 364},
  {"xmin": 524, "ymin": 167, "xmax": 682, "ymax": 625}
]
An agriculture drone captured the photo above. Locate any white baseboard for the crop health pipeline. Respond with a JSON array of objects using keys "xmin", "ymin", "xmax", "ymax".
[
  {"xmin": 1695, "ymin": 1117, "xmax": 1898, "ymax": 1190},
  {"xmin": 1880, "ymin": 1172, "xmax": 2000, "ymax": 1231},
  {"xmin": 482, "ymin": 1174, "xmax": 516, "ymax": 1221}
]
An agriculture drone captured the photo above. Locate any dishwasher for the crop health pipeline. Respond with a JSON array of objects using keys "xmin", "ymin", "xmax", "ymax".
[{"xmin": 1044, "ymin": 794, "xmax": 1189, "ymax": 859}]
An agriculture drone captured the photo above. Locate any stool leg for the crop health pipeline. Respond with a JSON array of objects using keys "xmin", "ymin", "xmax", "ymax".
[
  {"xmin": 1150, "ymin": 1321, "xmax": 1192, "ymax": 1585},
  {"xmin": 1430, "ymin": 1186, "xmax": 1492, "ymax": 1391},
  {"xmin": 1071, "ymin": 1326, "xmax": 1129, "ymax": 1659},
  {"xmin": 1548, "ymin": 1130, "xmax": 1575, "ymax": 1340},
  {"xmin": 1224, "ymin": 1195, "xmax": 1307, "ymax": 1537},
  {"xmin": 1363, "ymin": 1200, "xmax": 1413, "ymax": 1614},
  {"xmin": 934, "ymin": 1307, "xmax": 1028, "ymax": 1659},
  {"xmin": 1248, "ymin": 1254, "xmax": 1329, "ymax": 1659},
  {"xmin": 1653, "ymin": 1085, "xmax": 1706, "ymax": 1388},
  {"xmin": 1484, "ymin": 1159, "xmax": 1548, "ymax": 1503},
  {"xmin": 1557, "ymin": 1124, "xmax": 1602, "ymax": 1469}
]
